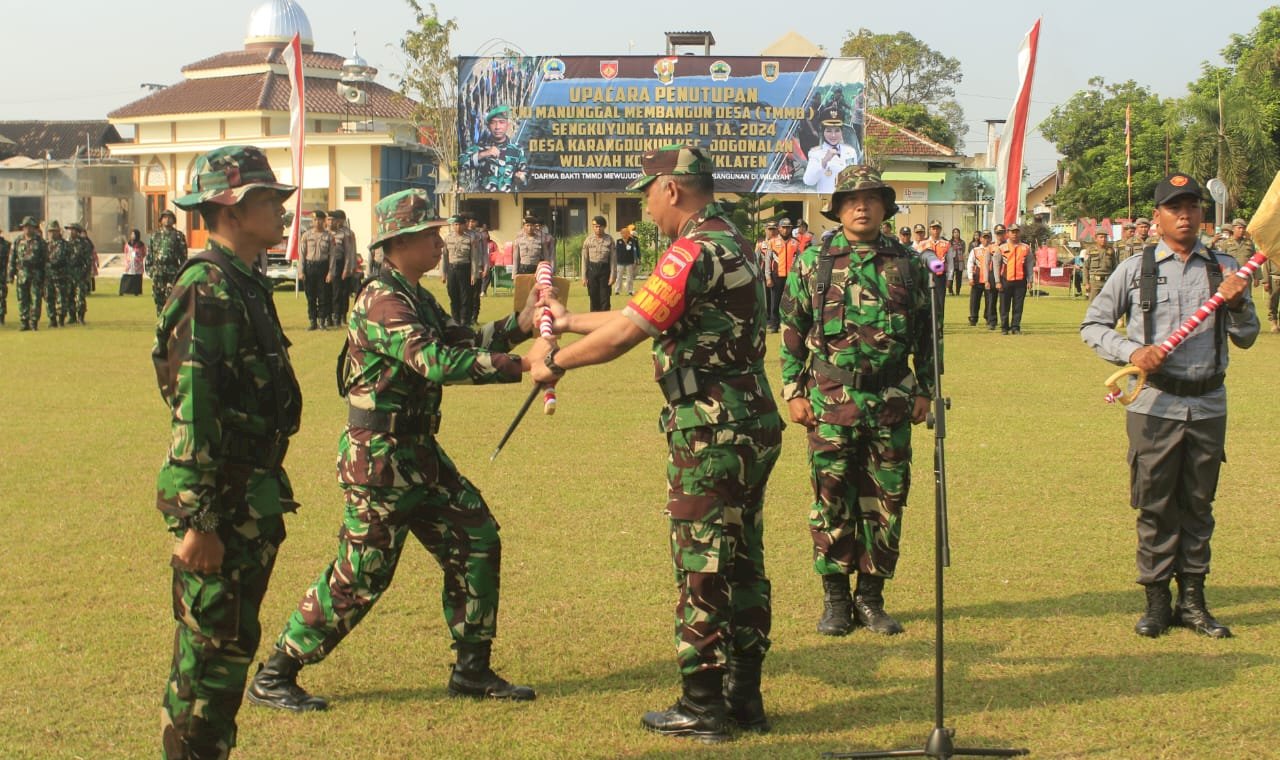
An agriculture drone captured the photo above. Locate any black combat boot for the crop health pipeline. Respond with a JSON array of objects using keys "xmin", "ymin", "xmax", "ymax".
[
  {"xmin": 641, "ymin": 669, "xmax": 731, "ymax": 743},
  {"xmin": 725, "ymin": 653, "xmax": 768, "ymax": 733},
  {"xmin": 246, "ymin": 650, "xmax": 329, "ymax": 712},
  {"xmin": 447, "ymin": 640, "xmax": 536, "ymax": 700},
  {"xmin": 854, "ymin": 573, "xmax": 905, "ymax": 635},
  {"xmin": 308, "ymin": 319, "xmax": 318, "ymax": 331},
  {"xmin": 1134, "ymin": 580, "xmax": 1173, "ymax": 638},
  {"xmin": 1173, "ymin": 574, "xmax": 1232, "ymax": 638},
  {"xmin": 817, "ymin": 574, "xmax": 855, "ymax": 636},
  {"xmin": 20, "ymin": 321, "xmax": 29, "ymax": 331}
]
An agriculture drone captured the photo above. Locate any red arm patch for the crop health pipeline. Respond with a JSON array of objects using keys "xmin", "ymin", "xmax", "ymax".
[{"xmin": 626, "ymin": 238, "xmax": 700, "ymax": 332}]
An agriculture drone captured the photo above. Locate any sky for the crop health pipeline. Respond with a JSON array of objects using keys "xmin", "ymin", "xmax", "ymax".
[{"xmin": 5, "ymin": 0, "xmax": 1274, "ymax": 181}]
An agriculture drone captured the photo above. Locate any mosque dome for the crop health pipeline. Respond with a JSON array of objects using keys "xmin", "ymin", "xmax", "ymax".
[{"xmin": 244, "ymin": 0, "xmax": 315, "ymax": 50}]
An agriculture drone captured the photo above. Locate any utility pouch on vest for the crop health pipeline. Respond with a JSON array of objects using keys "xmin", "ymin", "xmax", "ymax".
[{"xmin": 657, "ymin": 366, "xmax": 706, "ymax": 404}]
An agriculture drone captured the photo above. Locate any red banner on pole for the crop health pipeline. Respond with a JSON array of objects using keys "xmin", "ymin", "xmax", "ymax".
[
  {"xmin": 995, "ymin": 19, "xmax": 1041, "ymax": 228},
  {"xmin": 282, "ymin": 33, "xmax": 306, "ymax": 262}
]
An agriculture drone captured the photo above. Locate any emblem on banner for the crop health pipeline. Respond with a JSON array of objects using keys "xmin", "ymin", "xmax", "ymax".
[
  {"xmin": 600, "ymin": 60, "xmax": 619, "ymax": 80},
  {"xmin": 542, "ymin": 58, "xmax": 566, "ymax": 81},
  {"xmin": 761, "ymin": 61, "xmax": 779, "ymax": 82},
  {"xmin": 654, "ymin": 57, "xmax": 678, "ymax": 84},
  {"xmin": 709, "ymin": 60, "xmax": 731, "ymax": 81}
]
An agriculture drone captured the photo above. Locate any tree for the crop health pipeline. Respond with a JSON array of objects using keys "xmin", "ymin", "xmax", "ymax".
[
  {"xmin": 840, "ymin": 29, "xmax": 967, "ymax": 147},
  {"xmin": 870, "ymin": 103, "xmax": 956, "ymax": 148},
  {"xmin": 393, "ymin": 1, "xmax": 459, "ymax": 196},
  {"xmin": 1039, "ymin": 78, "xmax": 1173, "ymax": 220}
]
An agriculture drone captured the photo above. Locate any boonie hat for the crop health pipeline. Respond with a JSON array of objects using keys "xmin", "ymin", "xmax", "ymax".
[
  {"xmin": 20, "ymin": 215, "xmax": 38, "ymax": 228},
  {"xmin": 369, "ymin": 188, "xmax": 448, "ymax": 250},
  {"xmin": 1232, "ymin": 217, "xmax": 1247, "ymax": 227},
  {"xmin": 821, "ymin": 165, "xmax": 898, "ymax": 222},
  {"xmin": 174, "ymin": 145, "xmax": 296, "ymax": 210},
  {"xmin": 626, "ymin": 143, "xmax": 714, "ymax": 192}
]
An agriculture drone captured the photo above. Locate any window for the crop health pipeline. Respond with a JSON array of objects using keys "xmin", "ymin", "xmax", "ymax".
[
  {"xmin": 8, "ymin": 197, "xmax": 42, "ymax": 230},
  {"xmin": 615, "ymin": 198, "xmax": 642, "ymax": 232}
]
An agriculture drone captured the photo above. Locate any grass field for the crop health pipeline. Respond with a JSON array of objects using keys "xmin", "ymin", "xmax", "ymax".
[{"xmin": 1, "ymin": 279, "xmax": 1278, "ymax": 759}]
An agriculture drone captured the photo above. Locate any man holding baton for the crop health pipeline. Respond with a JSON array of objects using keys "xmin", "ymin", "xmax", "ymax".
[{"xmin": 1081, "ymin": 173, "xmax": 1258, "ymax": 639}]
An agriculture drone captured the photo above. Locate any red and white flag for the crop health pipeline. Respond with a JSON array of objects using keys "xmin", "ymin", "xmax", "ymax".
[
  {"xmin": 281, "ymin": 33, "xmax": 306, "ymax": 262},
  {"xmin": 995, "ymin": 19, "xmax": 1041, "ymax": 228}
]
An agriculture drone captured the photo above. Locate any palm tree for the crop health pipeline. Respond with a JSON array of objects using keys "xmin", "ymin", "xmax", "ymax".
[{"xmin": 1178, "ymin": 83, "xmax": 1278, "ymax": 215}]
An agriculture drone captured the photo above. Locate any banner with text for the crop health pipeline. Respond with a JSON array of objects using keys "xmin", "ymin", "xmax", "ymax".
[{"xmin": 457, "ymin": 55, "xmax": 866, "ymax": 193}]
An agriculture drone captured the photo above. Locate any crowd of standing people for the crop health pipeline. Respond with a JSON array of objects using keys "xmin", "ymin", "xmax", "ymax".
[{"xmin": 2, "ymin": 216, "xmax": 98, "ymax": 330}]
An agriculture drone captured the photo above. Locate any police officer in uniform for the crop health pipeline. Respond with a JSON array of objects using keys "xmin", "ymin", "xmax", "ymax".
[
  {"xmin": 442, "ymin": 215, "xmax": 477, "ymax": 323},
  {"xmin": 299, "ymin": 210, "xmax": 333, "ymax": 330},
  {"xmin": 512, "ymin": 214, "xmax": 549, "ymax": 274},
  {"xmin": 580, "ymin": 215, "xmax": 616, "ymax": 312}
]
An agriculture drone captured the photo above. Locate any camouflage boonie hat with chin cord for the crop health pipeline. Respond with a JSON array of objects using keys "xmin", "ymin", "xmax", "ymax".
[
  {"xmin": 626, "ymin": 143, "xmax": 715, "ymax": 192},
  {"xmin": 20, "ymin": 215, "xmax": 39, "ymax": 228},
  {"xmin": 369, "ymin": 188, "xmax": 448, "ymax": 250},
  {"xmin": 821, "ymin": 164, "xmax": 899, "ymax": 222},
  {"xmin": 174, "ymin": 145, "xmax": 297, "ymax": 210}
]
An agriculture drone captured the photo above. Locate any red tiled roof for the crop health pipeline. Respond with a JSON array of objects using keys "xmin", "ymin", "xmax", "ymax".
[
  {"xmin": 109, "ymin": 73, "xmax": 416, "ymax": 121},
  {"xmin": 0, "ymin": 121, "xmax": 122, "ymax": 161},
  {"xmin": 182, "ymin": 48, "xmax": 346, "ymax": 73},
  {"xmin": 866, "ymin": 113, "xmax": 957, "ymax": 159}
]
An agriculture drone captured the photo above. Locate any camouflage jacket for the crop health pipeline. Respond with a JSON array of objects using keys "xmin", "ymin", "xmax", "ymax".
[
  {"xmin": 70, "ymin": 237, "xmax": 95, "ymax": 278},
  {"xmin": 0, "ymin": 237, "xmax": 8, "ymax": 277},
  {"xmin": 780, "ymin": 231, "xmax": 937, "ymax": 424},
  {"xmin": 464, "ymin": 138, "xmax": 527, "ymax": 192},
  {"xmin": 621, "ymin": 202, "xmax": 778, "ymax": 433},
  {"xmin": 337, "ymin": 266, "xmax": 530, "ymax": 487},
  {"xmin": 46, "ymin": 238, "xmax": 72, "ymax": 276},
  {"xmin": 146, "ymin": 227, "xmax": 188, "ymax": 280},
  {"xmin": 9, "ymin": 234, "xmax": 47, "ymax": 276},
  {"xmin": 152, "ymin": 241, "xmax": 302, "ymax": 529}
]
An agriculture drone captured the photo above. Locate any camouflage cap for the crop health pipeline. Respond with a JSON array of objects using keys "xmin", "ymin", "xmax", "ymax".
[
  {"xmin": 173, "ymin": 145, "xmax": 296, "ymax": 210},
  {"xmin": 369, "ymin": 188, "xmax": 447, "ymax": 250},
  {"xmin": 19, "ymin": 215, "xmax": 39, "ymax": 228},
  {"xmin": 65, "ymin": 221, "xmax": 84, "ymax": 231},
  {"xmin": 46, "ymin": 220, "xmax": 61, "ymax": 231},
  {"xmin": 1232, "ymin": 217, "xmax": 1247, "ymax": 227},
  {"xmin": 625, "ymin": 143, "xmax": 715, "ymax": 192},
  {"xmin": 159, "ymin": 209, "xmax": 177, "ymax": 221},
  {"xmin": 820, "ymin": 164, "xmax": 898, "ymax": 222}
]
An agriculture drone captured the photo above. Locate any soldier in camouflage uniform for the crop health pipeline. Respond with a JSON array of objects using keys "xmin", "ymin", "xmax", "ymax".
[
  {"xmin": 462, "ymin": 105, "xmax": 528, "ymax": 192},
  {"xmin": 65, "ymin": 222, "xmax": 95, "ymax": 324},
  {"xmin": 148, "ymin": 209, "xmax": 189, "ymax": 316},
  {"xmin": 43, "ymin": 221, "xmax": 73, "ymax": 328},
  {"xmin": 1263, "ymin": 250, "xmax": 1280, "ymax": 333},
  {"xmin": 1084, "ymin": 230, "xmax": 1118, "ymax": 301},
  {"xmin": 153, "ymin": 145, "xmax": 302, "ymax": 760},
  {"xmin": 249, "ymin": 188, "xmax": 538, "ymax": 714},
  {"xmin": 780, "ymin": 165, "xmax": 936, "ymax": 640},
  {"xmin": 8, "ymin": 216, "xmax": 47, "ymax": 330},
  {"xmin": 0, "ymin": 230, "xmax": 9, "ymax": 326},
  {"xmin": 530, "ymin": 145, "xmax": 781, "ymax": 742},
  {"xmin": 1217, "ymin": 218, "xmax": 1257, "ymax": 286}
]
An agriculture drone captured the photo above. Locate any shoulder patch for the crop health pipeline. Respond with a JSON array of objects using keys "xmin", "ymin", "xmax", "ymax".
[{"xmin": 626, "ymin": 238, "xmax": 701, "ymax": 332}]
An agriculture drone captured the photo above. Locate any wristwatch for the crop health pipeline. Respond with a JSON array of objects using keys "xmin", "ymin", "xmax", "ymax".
[{"xmin": 544, "ymin": 348, "xmax": 567, "ymax": 377}]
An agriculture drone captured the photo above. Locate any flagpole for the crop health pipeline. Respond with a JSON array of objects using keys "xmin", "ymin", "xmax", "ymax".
[
  {"xmin": 283, "ymin": 33, "xmax": 307, "ymax": 298},
  {"xmin": 1125, "ymin": 104, "xmax": 1133, "ymax": 220}
]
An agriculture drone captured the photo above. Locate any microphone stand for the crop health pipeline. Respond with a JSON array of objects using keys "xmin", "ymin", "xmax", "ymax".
[{"xmin": 823, "ymin": 274, "xmax": 1028, "ymax": 760}]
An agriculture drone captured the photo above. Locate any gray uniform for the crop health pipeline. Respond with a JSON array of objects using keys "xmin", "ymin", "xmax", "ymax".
[{"xmin": 1081, "ymin": 242, "xmax": 1259, "ymax": 584}]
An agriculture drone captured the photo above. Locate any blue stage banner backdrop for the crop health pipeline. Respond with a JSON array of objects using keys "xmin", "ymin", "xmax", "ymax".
[{"xmin": 456, "ymin": 55, "xmax": 866, "ymax": 193}]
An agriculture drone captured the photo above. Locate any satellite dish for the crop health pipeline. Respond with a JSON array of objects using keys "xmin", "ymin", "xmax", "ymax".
[{"xmin": 1206, "ymin": 177, "xmax": 1228, "ymax": 205}]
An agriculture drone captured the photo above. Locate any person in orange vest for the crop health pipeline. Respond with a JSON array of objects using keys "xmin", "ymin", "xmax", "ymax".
[
  {"xmin": 765, "ymin": 217, "xmax": 800, "ymax": 332},
  {"xmin": 966, "ymin": 230, "xmax": 995, "ymax": 327},
  {"xmin": 794, "ymin": 219, "xmax": 814, "ymax": 251},
  {"xmin": 996, "ymin": 222, "xmax": 1033, "ymax": 334},
  {"xmin": 922, "ymin": 220, "xmax": 952, "ymax": 323}
]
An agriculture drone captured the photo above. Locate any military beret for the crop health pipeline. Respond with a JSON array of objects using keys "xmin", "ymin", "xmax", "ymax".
[{"xmin": 486, "ymin": 105, "xmax": 512, "ymax": 122}]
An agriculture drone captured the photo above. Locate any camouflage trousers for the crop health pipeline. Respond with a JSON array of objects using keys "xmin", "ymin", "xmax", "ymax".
[
  {"xmin": 0, "ymin": 277, "xmax": 7, "ymax": 320},
  {"xmin": 275, "ymin": 457, "xmax": 501, "ymax": 662},
  {"xmin": 154, "ymin": 276, "xmax": 176, "ymax": 316},
  {"xmin": 163, "ymin": 516, "xmax": 285, "ymax": 760},
  {"xmin": 74, "ymin": 275, "xmax": 90, "ymax": 320},
  {"xmin": 45, "ymin": 273, "xmax": 73, "ymax": 324},
  {"xmin": 807, "ymin": 417, "xmax": 913, "ymax": 578},
  {"xmin": 14, "ymin": 270, "xmax": 43, "ymax": 325},
  {"xmin": 666, "ymin": 416, "xmax": 781, "ymax": 675}
]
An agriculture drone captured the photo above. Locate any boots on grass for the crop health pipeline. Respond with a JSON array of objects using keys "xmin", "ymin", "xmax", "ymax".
[
  {"xmin": 247, "ymin": 650, "xmax": 328, "ymax": 711},
  {"xmin": 447, "ymin": 640, "xmax": 535, "ymax": 700},
  {"xmin": 308, "ymin": 319, "xmax": 318, "ymax": 331},
  {"xmin": 854, "ymin": 573, "xmax": 905, "ymax": 635},
  {"xmin": 725, "ymin": 654, "xmax": 768, "ymax": 733},
  {"xmin": 1174, "ymin": 574, "xmax": 1232, "ymax": 638},
  {"xmin": 1135, "ymin": 580, "xmax": 1173, "ymax": 638},
  {"xmin": 817, "ymin": 573, "xmax": 855, "ymax": 636},
  {"xmin": 641, "ymin": 668, "xmax": 731, "ymax": 743}
]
